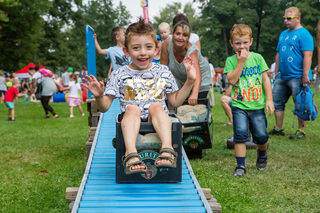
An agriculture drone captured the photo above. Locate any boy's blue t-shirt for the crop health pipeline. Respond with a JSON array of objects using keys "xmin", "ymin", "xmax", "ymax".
[
  {"xmin": 276, "ymin": 27, "xmax": 313, "ymax": 80},
  {"xmin": 105, "ymin": 46, "xmax": 131, "ymax": 71}
]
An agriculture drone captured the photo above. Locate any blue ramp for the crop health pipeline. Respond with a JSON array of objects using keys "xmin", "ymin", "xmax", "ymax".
[{"xmin": 72, "ymin": 99, "xmax": 212, "ymax": 213}]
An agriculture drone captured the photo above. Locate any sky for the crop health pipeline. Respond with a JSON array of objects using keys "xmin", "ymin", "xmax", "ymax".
[{"xmin": 112, "ymin": 0, "xmax": 199, "ymax": 22}]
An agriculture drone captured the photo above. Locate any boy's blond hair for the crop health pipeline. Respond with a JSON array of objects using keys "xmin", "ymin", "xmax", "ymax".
[
  {"xmin": 285, "ymin": 7, "xmax": 301, "ymax": 17},
  {"xmin": 111, "ymin": 26, "xmax": 125, "ymax": 41},
  {"xmin": 124, "ymin": 17, "xmax": 157, "ymax": 49},
  {"xmin": 230, "ymin": 24, "xmax": 252, "ymax": 42},
  {"xmin": 158, "ymin": 22, "xmax": 170, "ymax": 32},
  {"xmin": 12, "ymin": 79, "xmax": 20, "ymax": 85}
]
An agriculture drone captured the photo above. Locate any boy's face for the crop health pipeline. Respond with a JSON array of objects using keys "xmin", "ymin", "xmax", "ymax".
[
  {"xmin": 159, "ymin": 26, "xmax": 170, "ymax": 40},
  {"xmin": 124, "ymin": 34, "xmax": 157, "ymax": 71},
  {"xmin": 230, "ymin": 35, "xmax": 253, "ymax": 53}
]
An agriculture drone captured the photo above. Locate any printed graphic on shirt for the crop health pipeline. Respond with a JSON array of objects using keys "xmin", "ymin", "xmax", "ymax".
[
  {"xmin": 104, "ymin": 64, "xmax": 179, "ymax": 119},
  {"xmin": 115, "ymin": 55, "xmax": 130, "ymax": 67},
  {"xmin": 232, "ymin": 65, "xmax": 263, "ymax": 102}
]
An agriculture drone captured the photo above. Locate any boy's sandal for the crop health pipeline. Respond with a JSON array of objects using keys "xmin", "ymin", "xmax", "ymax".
[
  {"xmin": 122, "ymin": 152, "xmax": 147, "ymax": 175},
  {"xmin": 155, "ymin": 148, "xmax": 178, "ymax": 168}
]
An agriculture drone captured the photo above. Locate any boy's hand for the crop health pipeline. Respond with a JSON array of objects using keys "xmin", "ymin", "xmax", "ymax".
[
  {"xmin": 183, "ymin": 56, "xmax": 196, "ymax": 82},
  {"xmin": 265, "ymin": 100, "xmax": 274, "ymax": 116},
  {"xmin": 81, "ymin": 75, "xmax": 105, "ymax": 98},
  {"xmin": 236, "ymin": 49, "xmax": 250, "ymax": 64}
]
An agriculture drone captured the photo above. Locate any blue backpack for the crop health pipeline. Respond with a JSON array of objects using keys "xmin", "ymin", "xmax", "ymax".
[{"xmin": 293, "ymin": 85, "xmax": 318, "ymax": 124}]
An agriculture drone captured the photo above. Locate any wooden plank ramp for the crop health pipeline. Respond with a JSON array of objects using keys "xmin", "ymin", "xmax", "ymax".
[{"xmin": 72, "ymin": 99, "xmax": 213, "ymax": 213}]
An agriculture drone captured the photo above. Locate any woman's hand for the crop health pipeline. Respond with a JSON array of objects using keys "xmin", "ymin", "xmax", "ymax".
[
  {"xmin": 81, "ymin": 75, "xmax": 105, "ymax": 98},
  {"xmin": 188, "ymin": 93, "xmax": 198, "ymax": 105}
]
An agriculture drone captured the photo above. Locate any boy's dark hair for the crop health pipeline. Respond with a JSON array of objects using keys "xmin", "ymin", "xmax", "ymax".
[
  {"xmin": 172, "ymin": 13, "xmax": 189, "ymax": 28},
  {"xmin": 111, "ymin": 26, "xmax": 125, "ymax": 40},
  {"xmin": 124, "ymin": 17, "xmax": 157, "ymax": 49}
]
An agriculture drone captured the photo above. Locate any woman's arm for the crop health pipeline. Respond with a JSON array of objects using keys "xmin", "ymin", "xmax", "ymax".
[
  {"xmin": 160, "ymin": 39, "xmax": 170, "ymax": 66},
  {"xmin": 187, "ymin": 50, "xmax": 201, "ymax": 105}
]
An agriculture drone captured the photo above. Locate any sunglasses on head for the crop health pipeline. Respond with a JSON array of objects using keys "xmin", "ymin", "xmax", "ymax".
[{"xmin": 283, "ymin": 16, "xmax": 298, "ymax": 21}]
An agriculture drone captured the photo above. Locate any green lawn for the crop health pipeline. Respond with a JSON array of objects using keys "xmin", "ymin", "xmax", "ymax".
[{"xmin": 0, "ymin": 88, "xmax": 319, "ymax": 212}]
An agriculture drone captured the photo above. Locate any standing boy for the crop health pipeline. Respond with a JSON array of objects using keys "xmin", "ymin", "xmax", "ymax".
[
  {"xmin": 269, "ymin": 7, "xmax": 313, "ymax": 139},
  {"xmin": 4, "ymin": 79, "xmax": 26, "ymax": 121},
  {"xmin": 224, "ymin": 24, "xmax": 274, "ymax": 177},
  {"xmin": 82, "ymin": 18, "xmax": 196, "ymax": 175},
  {"xmin": 94, "ymin": 26, "xmax": 131, "ymax": 79}
]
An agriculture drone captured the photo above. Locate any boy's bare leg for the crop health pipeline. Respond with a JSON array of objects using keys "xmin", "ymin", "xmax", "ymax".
[
  {"xmin": 121, "ymin": 105, "xmax": 145, "ymax": 171},
  {"xmin": 10, "ymin": 108, "xmax": 15, "ymax": 120},
  {"xmin": 148, "ymin": 103, "xmax": 173, "ymax": 165},
  {"xmin": 235, "ymin": 143, "xmax": 246, "ymax": 157},
  {"xmin": 257, "ymin": 142, "xmax": 268, "ymax": 151}
]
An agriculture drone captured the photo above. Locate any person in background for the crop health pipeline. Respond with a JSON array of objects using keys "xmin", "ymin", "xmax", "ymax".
[
  {"xmin": 80, "ymin": 65, "xmax": 88, "ymax": 99},
  {"xmin": 4, "ymin": 79, "xmax": 27, "ymax": 121},
  {"xmin": 0, "ymin": 71, "xmax": 7, "ymax": 103},
  {"xmin": 152, "ymin": 35, "xmax": 162, "ymax": 64},
  {"xmin": 29, "ymin": 65, "xmax": 59, "ymax": 119},
  {"xmin": 220, "ymin": 85, "xmax": 233, "ymax": 126},
  {"xmin": 61, "ymin": 74, "xmax": 84, "ymax": 118},
  {"xmin": 158, "ymin": 22, "xmax": 171, "ymax": 41},
  {"xmin": 160, "ymin": 21, "xmax": 212, "ymax": 105},
  {"xmin": 171, "ymin": 13, "xmax": 201, "ymax": 51},
  {"xmin": 269, "ymin": 7, "xmax": 313, "ymax": 139},
  {"xmin": 224, "ymin": 24, "xmax": 273, "ymax": 177},
  {"xmin": 61, "ymin": 68, "xmax": 71, "ymax": 89},
  {"xmin": 94, "ymin": 26, "xmax": 131, "ymax": 80}
]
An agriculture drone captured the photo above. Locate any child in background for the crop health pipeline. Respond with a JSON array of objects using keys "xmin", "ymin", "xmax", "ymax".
[
  {"xmin": 62, "ymin": 74, "xmax": 84, "ymax": 118},
  {"xmin": 4, "ymin": 79, "xmax": 27, "ymax": 121},
  {"xmin": 94, "ymin": 26, "xmax": 131, "ymax": 79},
  {"xmin": 158, "ymin": 22, "xmax": 171, "ymax": 41},
  {"xmin": 224, "ymin": 24, "xmax": 274, "ymax": 177},
  {"xmin": 0, "ymin": 71, "xmax": 7, "ymax": 103},
  {"xmin": 82, "ymin": 18, "xmax": 196, "ymax": 175}
]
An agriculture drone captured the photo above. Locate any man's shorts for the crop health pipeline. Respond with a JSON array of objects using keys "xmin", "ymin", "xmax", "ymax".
[
  {"xmin": 232, "ymin": 106, "xmax": 268, "ymax": 145},
  {"xmin": 272, "ymin": 77, "xmax": 302, "ymax": 111},
  {"xmin": 5, "ymin": 102, "xmax": 14, "ymax": 109},
  {"xmin": 0, "ymin": 90, "xmax": 6, "ymax": 96}
]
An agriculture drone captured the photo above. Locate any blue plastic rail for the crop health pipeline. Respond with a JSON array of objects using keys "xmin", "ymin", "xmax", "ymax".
[{"xmin": 72, "ymin": 99, "xmax": 212, "ymax": 212}]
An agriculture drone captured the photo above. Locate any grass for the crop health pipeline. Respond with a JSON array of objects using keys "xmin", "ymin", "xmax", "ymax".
[
  {"xmin": 0, "ymin": 100, "xmax": 88, "ymax": 212},
  {"xmin": 0, "ymin": 87, "xmax": 319, "ymax": 212},
  {"xmin": 191, "ymin": 86, "xmax": 320, "ymax": 212}
]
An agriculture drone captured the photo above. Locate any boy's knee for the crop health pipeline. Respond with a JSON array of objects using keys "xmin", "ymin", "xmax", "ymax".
[
  {"xmin": 149, "ymin": 102, "xmax": 165, "ymax": 114},
  {"xmin": 125, "ymin": 105, "xmax": 141, "ymax": 116},
  {"xmin": 253, "ymin": 135, "xmax": 269, "ymax": 145}
]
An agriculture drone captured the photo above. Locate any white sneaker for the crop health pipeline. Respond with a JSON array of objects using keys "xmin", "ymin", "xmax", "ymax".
[
  {"xmin": 82, "ymin": 113, "xmax": 85, "ymax": 116},
  {"xmin": 70, "ymin": 114, "xmax": 74, "ymax": 118}
]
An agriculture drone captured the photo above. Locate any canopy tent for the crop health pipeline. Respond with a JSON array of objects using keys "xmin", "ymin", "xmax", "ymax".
[{"xmin": 15, "ymin": 63, "xmax": 44, "ymax": 79}]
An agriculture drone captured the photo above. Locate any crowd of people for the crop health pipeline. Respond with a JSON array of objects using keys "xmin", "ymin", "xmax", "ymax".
[
  {"xmin": 1, "ymin": 6, "xmax": 319, "ymax": 177},
  {"xmin": 0, "ymin": 65, "xmax": 88, "ymax": 120}
]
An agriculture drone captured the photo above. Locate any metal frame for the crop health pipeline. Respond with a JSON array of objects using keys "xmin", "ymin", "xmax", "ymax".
[{"xmin": 71, "ymin": 112, "xmax": 104, "ymax": 213}]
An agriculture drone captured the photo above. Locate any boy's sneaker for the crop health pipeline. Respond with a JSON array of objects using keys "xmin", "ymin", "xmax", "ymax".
[
  {"xmin": 256, "ymin": 155, "xmax": 267, "ymax": 170},
  {"xmin": 234, "ymin": 165, "xmax": 246, "ymax": 177},
  {"xmin": 289, "ymin": 129, "xmax": 306, "ymax": 140},
  {"xmin": 268, "ymin": 127, "xmax": 285, "ymax": 136},
  {"xmin": 70, "ymin": 114, "xmax": 74, "ymax": 118},
  {"xmin": 82, "ymin": 113, "xmax": 85, "ymax": 116}
]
